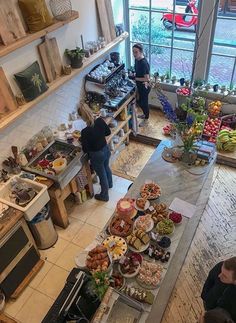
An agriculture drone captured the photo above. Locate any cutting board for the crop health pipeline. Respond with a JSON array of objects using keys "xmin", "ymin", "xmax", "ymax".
[
  {"xmin": 105, "ymin": 0, "xmax": 116, "ymax": 41},
  {"xmin": 0, "ymin": 67, "xmax": 18, "ymax": 118},
  {"xmin": 0, "ymin": 0, "xmax": 26, "ymax": 45},
  {"xmin": 96, "ymin": 0, "xmax": 112, "ymax": 43},
  {"xmin": 38, "ymin": 37, "xmax": 63, "ymax": 83}
]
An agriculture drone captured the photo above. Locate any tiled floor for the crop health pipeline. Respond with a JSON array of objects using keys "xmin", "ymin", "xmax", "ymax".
[{"xmin": 4, "ymin": 175, "xmax": 132, "ymax": 323}]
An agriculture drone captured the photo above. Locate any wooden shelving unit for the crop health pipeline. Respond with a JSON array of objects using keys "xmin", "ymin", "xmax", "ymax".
[
  {"xmin": 0, "ymin": 11, "xmax": 79, "ymax": 58},
  {"xmin": 0, "ymin": 32, "xmax": 129, "ymax": 131},
  {"xmin": 107, "ymin": 116, "xmax": 132, "ymax": 144},
  {"xmin": 112, "ymin": 130, "xmax": 132, "ymax": 153}
]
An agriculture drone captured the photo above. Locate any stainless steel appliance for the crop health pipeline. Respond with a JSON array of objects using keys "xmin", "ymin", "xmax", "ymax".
[{"xmin": 0, "ymin": 217, "xmax": 39, "ymax": 298}]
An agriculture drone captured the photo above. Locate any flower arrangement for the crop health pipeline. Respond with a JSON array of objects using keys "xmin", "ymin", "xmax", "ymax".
[{"xmin": 153, "ymin": 82, "xmax": 208, "ymax": 154}]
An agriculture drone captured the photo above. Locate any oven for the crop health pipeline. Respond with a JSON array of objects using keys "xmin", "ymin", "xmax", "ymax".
[{"xmin": 0, "ymin": 218, "xmax": 39, "ymax": 299}]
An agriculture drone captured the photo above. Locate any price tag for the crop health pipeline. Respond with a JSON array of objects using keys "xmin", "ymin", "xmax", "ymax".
[
  {"xmin": 109, "ymin": 241, "xmax": 116, "ymax": 248},
  {"xmin": 120, "ymin": 220, "xmax": 125, "ymax": 228}
]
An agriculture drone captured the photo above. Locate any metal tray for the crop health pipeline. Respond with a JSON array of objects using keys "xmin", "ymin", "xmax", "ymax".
[
  {"xmin": 85, "ymin": 62, "xmax": 125, "ymax": 85},
  {"xmin": 23, "ymin": 140, "xmax": 87, "ymax": 189}
]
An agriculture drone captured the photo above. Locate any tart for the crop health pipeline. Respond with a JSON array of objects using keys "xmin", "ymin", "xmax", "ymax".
[
  {"xmin": 156, "ymin": 219, "xmax": 174, "ymax": 235},
  {"xmin": 140, "ymin": 183, "xmax": 161, "ymax": 200},
  {"xmin": 136, "ymin": 197, "xmax": 146, "ymax": 210},
  {"xmin": 102, "ymin": 235, "xmax": 127, "ymax": 261},
  {"xmin": 134, "ymin": 214, "xmax": 154, "ymax": 232},
  {"xmin": 169, "ymin": 211, "xmax": 183, "ymax": 224},
  {"xmin": 109, "ymin": 215, "xmax": 133, "ymax": 237}
]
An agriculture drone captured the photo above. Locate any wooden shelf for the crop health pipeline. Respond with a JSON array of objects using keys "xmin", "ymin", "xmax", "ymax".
[
  {"xmin": 107, "ymin": 115, "xmax": 131, "ymax": 144},
  {"xmin": 0, "ymin": 32, "xmax": 129, "ymax": 131},
  {"xmin": 0, "ymin": 11, "xmax": 79, "ymax": 58},
  {"xmin": 112, "ymin": 129, "xmax": 131, "ymax": 153}
]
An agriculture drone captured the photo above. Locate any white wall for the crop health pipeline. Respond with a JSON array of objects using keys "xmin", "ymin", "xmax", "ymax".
[{"xmin": 0, "ymin": 0, "xmax": 122, "ymax": 165}]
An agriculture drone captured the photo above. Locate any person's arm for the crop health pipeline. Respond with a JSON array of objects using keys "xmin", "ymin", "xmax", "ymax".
[
  {"xmin": 135, "ymin": 74, "xmax": 150, "ymax": 82},
  {"xmin": 201, "ymin": 263, "xmax": 226, "ymax": 310},
  {"xmin": 97, "ymin": 118, "xmax": 111, "ymax": 136},
  {"xmin": 80, "ymin": 130, "xmax": 89, "ymax": 153}
]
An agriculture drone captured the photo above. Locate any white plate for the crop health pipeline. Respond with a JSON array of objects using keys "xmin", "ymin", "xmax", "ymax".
[
  {"xmin": 134, "ymin": 217, "xmax": 154, "ymax": 233},
  {"xmin": 134, "ymin": 199, "xmax": 150, "ymax": 211},
  {"xmin": 118, "ymin": 263, "xmax": 141, "ymax": 278},
  {"xmin": 128, "ymin": 241, "xmax": 150, "ymax": 253}
]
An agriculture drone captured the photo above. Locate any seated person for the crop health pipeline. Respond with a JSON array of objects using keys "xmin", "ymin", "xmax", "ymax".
[
  {"xmin": 200, "ymin": 308, "xmax": 234, "ymax": 323},
  {"xmin": 201, "ymin": 257, "xmax": 236, "ymax": 322}
]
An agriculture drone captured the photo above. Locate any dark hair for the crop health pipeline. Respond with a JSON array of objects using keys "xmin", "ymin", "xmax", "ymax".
[
  {"xmin": 204, "ymin": 308, "xmax": 234, "ymax": 323},
  {"xmin": 132, "ymin": 43, "xmax": 143, "ymax": 53},
  {"xmin": 224, "ymin": 257, "xmax": 236, "ymax": 280}
]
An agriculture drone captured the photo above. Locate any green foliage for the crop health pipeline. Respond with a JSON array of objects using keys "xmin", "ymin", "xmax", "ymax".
[
  {"xmin": 132, "ymin": 14, "xmax": 169, "ymax": 54},
  {"xmin": 65, "ymin": 47, "xmax": 85, "ymax": 59},
  {"xmin": 90, "ymin": 271, "xmax": 110, "ymax": 301}
]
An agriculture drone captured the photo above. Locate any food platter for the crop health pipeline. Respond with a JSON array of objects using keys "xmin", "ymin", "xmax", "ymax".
[
  {"xmin": 128, "ymin": 242, "xmax": 150, "ymax": 254},
  {"xmin": 134, "ymin": 215, "xmax": 154, "ymax": 233},
  {"xmin": 140, "ymin": 182, "xmax": 161, "ymax": 200},
  {"xmin": 102, "ymin": 235, "xmax": 127, "ymax": 261},
  {"xmin": 136, "ymin": 260, "xmax": 163, "ymax": 290},
  {"xmin": 156, "ymin": 219, "xmax": 175, "ymax": 236},
  {"xmin": 134, "ymin": 198, "xmax": 150, "ymax": 211}
]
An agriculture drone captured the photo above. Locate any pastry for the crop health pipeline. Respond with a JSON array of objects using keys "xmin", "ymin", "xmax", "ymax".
[
  {"xmin": 121, "ymin": 285, "xmax": 154, "ymax": 305},
  {"xmin": 126, "ymin": 230, "xmax": 150, "ymax": 251},
  {"xmin": 137, "ymin": 260, "xmax": 163, "ymax": 288},
  {"xmin": 119, "ymin": 253, "xmax": 142, "ymax": 277},
  {"xmin": 110, "ymin": 272, "xmax": 124, "ymax": 290},
  {"xmin": 135, "ymin": 214, "xmax": 153, "ymax": 232},
  {"xmin": 109, "ymin": 215, "xmax": 133, "ymax": 237},
  {"xmin": 140, "ymin": 183, "xmax": 161, "ymax": 200},
  {"xmin": 102, "ymin": 235, "xmax": 127, "ymax": 261},
  {"xmin": 136, "ymin": 197, "xmax": 147, "ymax": 210},
  {"xmin": 86, "ymin": 245, "xmax": 110, "ymax": 272},
  {"xmin": 146, "ymin": 203, "xmax": 169, "ymax": 224}
]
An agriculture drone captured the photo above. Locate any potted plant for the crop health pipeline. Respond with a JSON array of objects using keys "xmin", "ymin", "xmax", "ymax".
[
  {"xmin": 185, "ymin": 79, "xmax": 190, "ymax": 87},
  {"xmin": 65, "ymin": 47, "xmax": 85, "ymax": 69},
  {"xmin": 220, "ymin": 85, "xmax": 226, "ymax": 93},
  {"xmin": 165, "ymin": 71, "xmax": 171, "ymax": 83},
  {"xmin": 171, "ymin": 76, "xmax": 177, "ymax": 84},
  {"xmin": 160, "ymin": 75, "xmax": 166, "ymax": 82},
  {"xmin": 205, "ymin": 83, "xmax": 211, "ymax": 91}
]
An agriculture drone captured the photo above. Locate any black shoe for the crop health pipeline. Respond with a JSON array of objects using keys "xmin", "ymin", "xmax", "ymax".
[{"xmin": 95, "ymin": 194, "xmax": 109, "ymax": 202}]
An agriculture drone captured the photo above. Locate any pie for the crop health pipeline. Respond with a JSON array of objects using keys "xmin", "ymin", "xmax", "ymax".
[
  {"xmin": 140, "ymin": 183, "xmax": 161, "ymax": 199},
  {"xmin": 102, "ymin": 235, "xmax": 127, "ymax": 261},
  {"xmin": 109, "ymin": 215, "xmax": 133, "ymax": 237}
]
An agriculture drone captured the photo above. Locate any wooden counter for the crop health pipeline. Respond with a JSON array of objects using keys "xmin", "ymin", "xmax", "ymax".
[{"xmin": 0, "ymin": 208, "xmax": 24, "ymax": 240}]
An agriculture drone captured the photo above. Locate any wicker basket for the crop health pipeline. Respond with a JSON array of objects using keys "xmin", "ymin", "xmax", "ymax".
[{"xmin": 49, "ymin": 0, "xmax": 72, "ymax": 21}]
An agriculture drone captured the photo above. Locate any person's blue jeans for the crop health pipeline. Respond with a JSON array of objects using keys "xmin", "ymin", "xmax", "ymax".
[{"xmin": 89, "ymin": 145, "xmax": 113, "ymax": 199}]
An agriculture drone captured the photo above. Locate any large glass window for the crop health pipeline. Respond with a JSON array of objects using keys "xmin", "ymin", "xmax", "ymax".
[
  {"xmin": 207, "ymin": 3, "xmax": 236, "ymax": 88},
  {"xmin": 128, "ymin": 0, "xmax": 199, "ymax": 79}
]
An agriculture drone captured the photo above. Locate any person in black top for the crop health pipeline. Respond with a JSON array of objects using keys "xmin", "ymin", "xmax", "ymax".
[
  {"xmin": 201, "ymin": 257, "xmax": 236, "ymax": 322},
  {"xmin": 132, "ymin": 43, "xmax": 150, "ymax": 127},
  {"xmin": 79, "ymin": 103, "xmax": 113, "ymax": 202},
  {"xmin": 201, "ymin": 308, "xmax": 235, "ymax": 323}
]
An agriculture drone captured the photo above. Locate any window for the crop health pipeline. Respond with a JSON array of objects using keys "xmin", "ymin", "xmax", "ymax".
[
  {"xmin": 127, "ymin": 0, "xmax": 199, "ymax": 79},
  {"xmin": 207, "ymin": 2, "xmax": 236, "ymax": 88}
]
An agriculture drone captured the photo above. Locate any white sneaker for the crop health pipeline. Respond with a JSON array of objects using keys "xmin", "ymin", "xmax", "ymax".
[{"xmin": 139, "ymin": 119, "xmax": 149, "ymax": 127}]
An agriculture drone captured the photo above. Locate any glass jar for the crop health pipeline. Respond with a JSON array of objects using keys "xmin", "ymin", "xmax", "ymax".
[
  {"xmin": 26, "ymin": 139, "xmax": 37, "ymax": 160},
  {"xmin": 42, "ymin": 126, "xmax": 54, "ymax": 143},
  {"xmin": 38, "ymin": 132, "xmax": 48, "ymax": 147},
  {"xmin": 98, "ymin": 36, "xmax": 106, "ymax": 48}
]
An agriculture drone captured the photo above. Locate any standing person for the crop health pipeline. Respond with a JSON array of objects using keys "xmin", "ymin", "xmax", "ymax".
[
  {"xmin": 79, "ymin": 103, "xmax": 113, "ymax": 202},
  {"xmin": 132, "ymin": 43, "xmax": 151, "ymax": 127},
  {"xmin": 201, "ymin": 257, "xmax": 236, "ymax": 322}
]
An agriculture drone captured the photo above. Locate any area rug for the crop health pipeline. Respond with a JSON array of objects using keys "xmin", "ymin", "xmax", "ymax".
[{"xmin": 111, "ymin": 141, "xmax": 155, "ymax": 180}]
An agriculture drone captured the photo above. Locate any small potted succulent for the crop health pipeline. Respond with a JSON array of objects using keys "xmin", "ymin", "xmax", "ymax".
[
  {"xmin": 185, "ymin": 79, "xmax": 190, "ymax": 87},
  {"xmin": 171, "ymin": 75, "xmax": 177, "ymax": 84},
  {"xmin": 165, "ymin": 71, "xmax": 171, "ymax": 83},
  {"xmin": 220, "ymin": 85, "xmax": 226, "ymax": 93},
  {"xmin": 160, "ymin": 75, "xmax": 166, "ymax": 82},
  {"xmin": 65, "ymin": 47, "xmax": 85, "ymax": 69},
  {"xmin": 205, "ymin": 83, "xmax": 211, "ymax": 91}
]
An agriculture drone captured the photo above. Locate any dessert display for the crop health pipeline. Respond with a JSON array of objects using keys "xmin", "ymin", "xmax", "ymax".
[
  {"xmin": 116, "ymin": 198, "xmax": 137, "ymax": 218},
  {"xmin": 109, "ymin": 214, "xmax": 133, "ymax": 237},
  {"xmin": 120, "ymin": 285, "xmax": 155, "ymax": 305},
  {"xmin": 102, "ymin": 235, "xmax": 127, "ymax": 261},
  {"xmin": 86, "ymin": 245, "xmax": 111, "ymax": 272},
  {"xmin": 144, "ymin": 244, "xmax": 171, "ymax": 263},
  {"xmin": 140, "ymin": 182, "xmax": 161, "ymax": 200},
  {"xmin": 134, "ymin": 214, "xmax": 154, "ymax": 232},
  {"xmin": 146, "ymin": 203, "xmax": 169, "ymax": 224},
  {"xmin": 126, "ymin": 230, "xmax": 150, "ymax": 252},
  {"xmin": 156, "ymin": 219, "xmax": 175, "ymax": 235},
  {"xmin": 169, "ymin": 211, "xmax": 183, "ymax": 224},
  {"xmin": 110, "ymin": 272, "xmax": 125, "ymax": 290},
  {"xmin": 157, "ymin": 236, "xmax": 171, "ymax": 249},
  {"xmin": 136, "ymin": 261, "xmax": 163, "ymax": 289},
  {"xmin": 135, "ymin": 197, "xmax": 150, "ymax": 211},
  {"xmin": 119, "ymin": 253, "xmax": 142, "ymax": 277}
]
